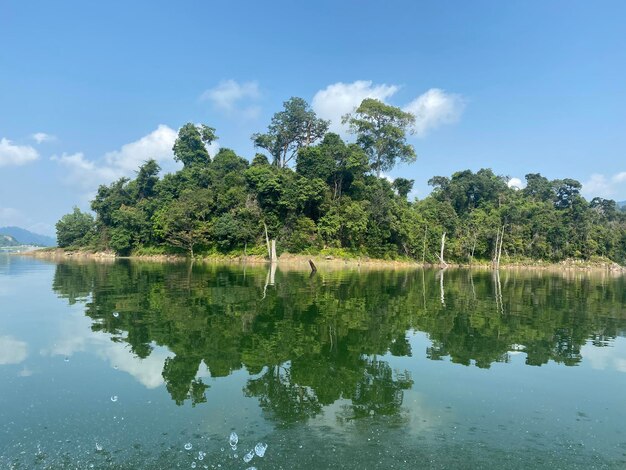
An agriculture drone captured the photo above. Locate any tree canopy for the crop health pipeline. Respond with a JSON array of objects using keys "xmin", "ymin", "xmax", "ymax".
[
  {"xmin": 343, "ymin": 98, "xmax": 416, "ymax": 177},
  {"xmin": 173, "ymin": 123, "xmax": 217, "ymax": 167},
  {"xmin": 56, "ymin": 97, "xmax": 626, "ymax": 265},
  {"xmin": 252, "ymin": 97, "xmax": 329, "ymax": 168}
]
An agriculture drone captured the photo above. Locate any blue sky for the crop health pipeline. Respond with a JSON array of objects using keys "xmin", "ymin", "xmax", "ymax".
[{"xmin": 1, "ymin": 0, "xmax": 625, "ymax": 236}]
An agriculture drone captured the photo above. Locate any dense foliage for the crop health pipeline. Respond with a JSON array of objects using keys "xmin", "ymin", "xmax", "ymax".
[{"xmin": 56, "ymin": 97, "xmax": 626, "ymax": 264}]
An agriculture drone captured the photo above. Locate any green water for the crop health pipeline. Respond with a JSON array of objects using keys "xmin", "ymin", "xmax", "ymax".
[{"xmin": 1, "ymin": 255, "xmax": 626, "ymax": 469}]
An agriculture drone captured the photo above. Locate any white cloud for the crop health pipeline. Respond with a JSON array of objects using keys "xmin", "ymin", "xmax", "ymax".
[
  {"xmin": 613, "ymin": 172, "xmax": 626, "ymax": 183},
  {"xmin": 52, "ymin": 152, "xmax": 118, "ymax": 191},
  {"xmin": 507, "ymin": 177, "xmax": 525, "ymax": 190},
  {"xmin": 312, "ymin": 81, "xmax": 465, "ymax": 137},
  {"xmin": 200, "ymin": 79, "xmax": 261, "ymax": 118},
  {"xmin": 103, "ymin": 124, "xmax": 178, "ymax": 173},
  {"xmin": 312, "ymin": 80, "xmax": 399, "ymax": 134},
  {"xmin": 582, "ymin": 171, "xmax": 626, "ymax": 200},
  {"xmin": 52, "ymin": 125, "xmax": 180, "ymax": 192},
  {"xmin": 31, "ymin": 132, "xmax": 56, "ymax": 144},
  {"xmin": 0, "ymin": 335, "xmax": 28, "ymax": 365},
  {"xmin": 0, "ymin": 138, "xmax": 39, "ymax": 167},
  {"xmin": 403, "ymin": 88, "xmax": 465, "ymax": 137}
]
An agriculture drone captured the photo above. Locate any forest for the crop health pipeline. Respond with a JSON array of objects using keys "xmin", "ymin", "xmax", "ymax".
[{"xmin": 55, "ymin": 97, "xmax": 626, "ymax": 265}]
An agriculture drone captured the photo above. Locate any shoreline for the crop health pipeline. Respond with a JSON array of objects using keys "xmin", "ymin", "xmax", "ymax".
[{"xmin": 18, "ymin": 248, "xmax": 625, "ymax": 272}]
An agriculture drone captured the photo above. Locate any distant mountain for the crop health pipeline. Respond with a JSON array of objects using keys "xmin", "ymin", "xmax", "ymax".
[
  {"xmin": 618, "ymin": 201, "xmax": 626, "ymax": 209},
  {"xmin": 0, "ymin": 234, "xmax": 20, "ymax": 247},
  {"xmin": 0, "ymin": 226, "xmax": 56, "ymax": 246}
]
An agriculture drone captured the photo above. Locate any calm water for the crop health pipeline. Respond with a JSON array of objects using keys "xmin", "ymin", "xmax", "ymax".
[{"xmin": 1, "ymin": 255, "xmax": 626, "ymax": 469}]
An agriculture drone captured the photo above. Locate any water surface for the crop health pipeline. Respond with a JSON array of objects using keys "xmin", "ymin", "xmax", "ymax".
[{"xmin": 1, "ymin": 255, "xmax": 625, "ymax": 469}]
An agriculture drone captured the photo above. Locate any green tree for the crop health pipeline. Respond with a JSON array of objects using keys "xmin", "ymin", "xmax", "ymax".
[
  {"xmin": 134, "ymin": 159, "xmax": 160, "ymax": 200},
  {"xmin": 296, "ymin": 133, "xmax": 368, "ymax": 200},
  {"xmin": 153, "ymin": 189, "xmax": 214, "ymax": 257},
  {"xmin": 392, "ymin": 178, "xmax": 414, "ymax": 199},
  {"xmin": 343, "ymin": 98, "xmax": 416, "ymax": 177},
  {"xmin": 172, "ymin": 123, "xmax": 217, "ymax": 168},
  {"xmin": 55, "ymin": 207, "xmax": 95, "ymax": 248},
  {"xmin": 252, "ymin": 97, "xmax": 329, "ymax": 168}
]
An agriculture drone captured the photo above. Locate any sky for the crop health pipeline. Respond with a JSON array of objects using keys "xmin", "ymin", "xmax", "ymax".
[{"xmin": 1, "ymin": 0, "xmax": 625, "ymax": 237}]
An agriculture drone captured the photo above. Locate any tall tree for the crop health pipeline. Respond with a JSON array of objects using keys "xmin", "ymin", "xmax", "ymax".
[
  {"xmin": 153, "ymin": 189, "xmax": 214, "ymax": 257},
  {"xmin": 343, "ymin": 98, "xmax": 416, "ymax": 177},
  {"xmin": 392, "ymin": 178, "xmax": 414, "ymax": 199},
  {"xmin": 134, "ymin": 159, "xmax": 161, "ymax": 200},
  {"xmin": 55, "ymin": 207, "xmax": 95, "ymax": 248},
  {"xmin": 172, "ymin": 123, "xmax": 217, "ymax": 168},
  {"xmin": 252, "ymin": 97, "xmax": 329, "ymax": 168}
]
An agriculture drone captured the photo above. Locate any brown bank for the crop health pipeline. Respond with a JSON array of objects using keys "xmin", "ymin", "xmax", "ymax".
[{"xmin": 20, "ymin": 247, "xmax": 625, "ymax": 273}]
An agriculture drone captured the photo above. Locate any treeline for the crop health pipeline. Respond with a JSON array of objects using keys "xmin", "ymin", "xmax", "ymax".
[{"xmin": 56, "ymin": 97, "xmax": 626, "ymax": 264}]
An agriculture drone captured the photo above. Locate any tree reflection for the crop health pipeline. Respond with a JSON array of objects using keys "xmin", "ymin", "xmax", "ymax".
[{"xmin": 51, "ymin": 261, "xmax": 626, "ymax": 420}]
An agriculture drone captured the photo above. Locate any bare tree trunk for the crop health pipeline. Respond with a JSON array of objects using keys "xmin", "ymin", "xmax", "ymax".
[
  {"xmin": 422, "ymin": 268, "xmax": 427, "ymax": 311},
  {"xmin": 270, "ymin": 239, "xmax": 277, "ymax": 263},
  {"xmin": 497, "ymin": 225, "xmax": 504, "ymax": 268},
  {"xmin": 422, "ymin": 225, "xmax": 428, "ymax": 264},
  {"xmin": 494, "ymin": 269, "xmax": 504, "ymax": 315},
  {"xmin": 264, "ymin": 222, "xmax": 271, "ymax": 260},
  {"xmin": 439, "ymin": 268, "xmax": 445, "ymax": 306},
  {"xmin": 261, "ymin": 262, "xmax": 278, "ymax": 300},
  {"xmin": 269, "ymin": 261, "xmax": 276, "ymax": 284},
  {"xmin": 493, "ymin": 227, "xmax": 500, "ymax": 268},
  {"xmin": 470, "ymin": 235, "xmax": 477, "ymax": 265},
  {"xmin": 439, "ymin": 232, "xmax": 448, "ymax": 268}
]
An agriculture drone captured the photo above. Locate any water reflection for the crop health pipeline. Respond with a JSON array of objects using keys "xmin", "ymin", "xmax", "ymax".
[
  {"xmin": 51, "ymin": 261, "xmax": 626, "ymax": 418},
  {"xmin": 0, "ymin": 335, "xmax": 28, "ymax": 365}
]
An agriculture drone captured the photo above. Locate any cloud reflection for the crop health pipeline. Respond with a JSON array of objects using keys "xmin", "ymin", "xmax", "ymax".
[
  {"xmin": 41, "ymin": 309, "xmax": 172, "ymax": 389},
  {"xmin": 0, "ymin": 335, "xmax": 28, "ymax": 365}
]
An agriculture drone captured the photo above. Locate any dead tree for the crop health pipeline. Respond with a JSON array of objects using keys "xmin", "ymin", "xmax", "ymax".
[
  {"xmin": 437, "ymin": 232, "xmax": 448, "ymax": 268},
  {"xmin": 263, "ymin": 222, "xmax": 278, "ymax": 263}
]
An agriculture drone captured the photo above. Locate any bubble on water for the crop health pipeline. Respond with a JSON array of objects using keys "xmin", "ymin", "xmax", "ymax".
[
  {"xmin": 191, "ymin": 463, "xmax": 197, "ymax": 469},
  {"xmin": 254, "ymin": 442, "xmax": 267, "ymax": 458},
  {"xmin": 113, "ymin": 312, "xmax": 119, "ymax": 318},
  {"xmin": 64, "ymin": 356, "xmax": 69, "ymax": 362},
  {"xmin": 233, "ymin": 453, "xmax": 238, "ymax": 459},
  {"xmin": 246, "ymin": 467, "xmax": 257, "ymax": 470},
  {"xmin": 220, "ymin": 447, "xmax": 224, "ymax": 452},
  {"xmin": 110, "ymin": 395, "xmax": 118, "ymax": 402},
  {"xmin": 113, "ymin": 365, "xmax": 118, "ymax": 370},
  {"xmin": 243, "ymin": 450, "xmax": 254, "ymax": 463},
  {"xmin": 95, "ymin": 442, "xmax": 103, "ymax": 451},
  {"xmin": 229, "ymin": 431, "xmax": 238, "ymax": 448},
  {"xmin": 184, "ymin": 442, "xmax": 193, "ymax": 451},
  {"xmin": 198, "ymin": 451, "xmax": 205, "ymax": 461}
]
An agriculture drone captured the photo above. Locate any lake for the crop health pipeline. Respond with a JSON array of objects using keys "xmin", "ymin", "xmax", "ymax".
[{"xmin": 1, "ymin": 255, "xmax": 625, "ymax": 469}]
